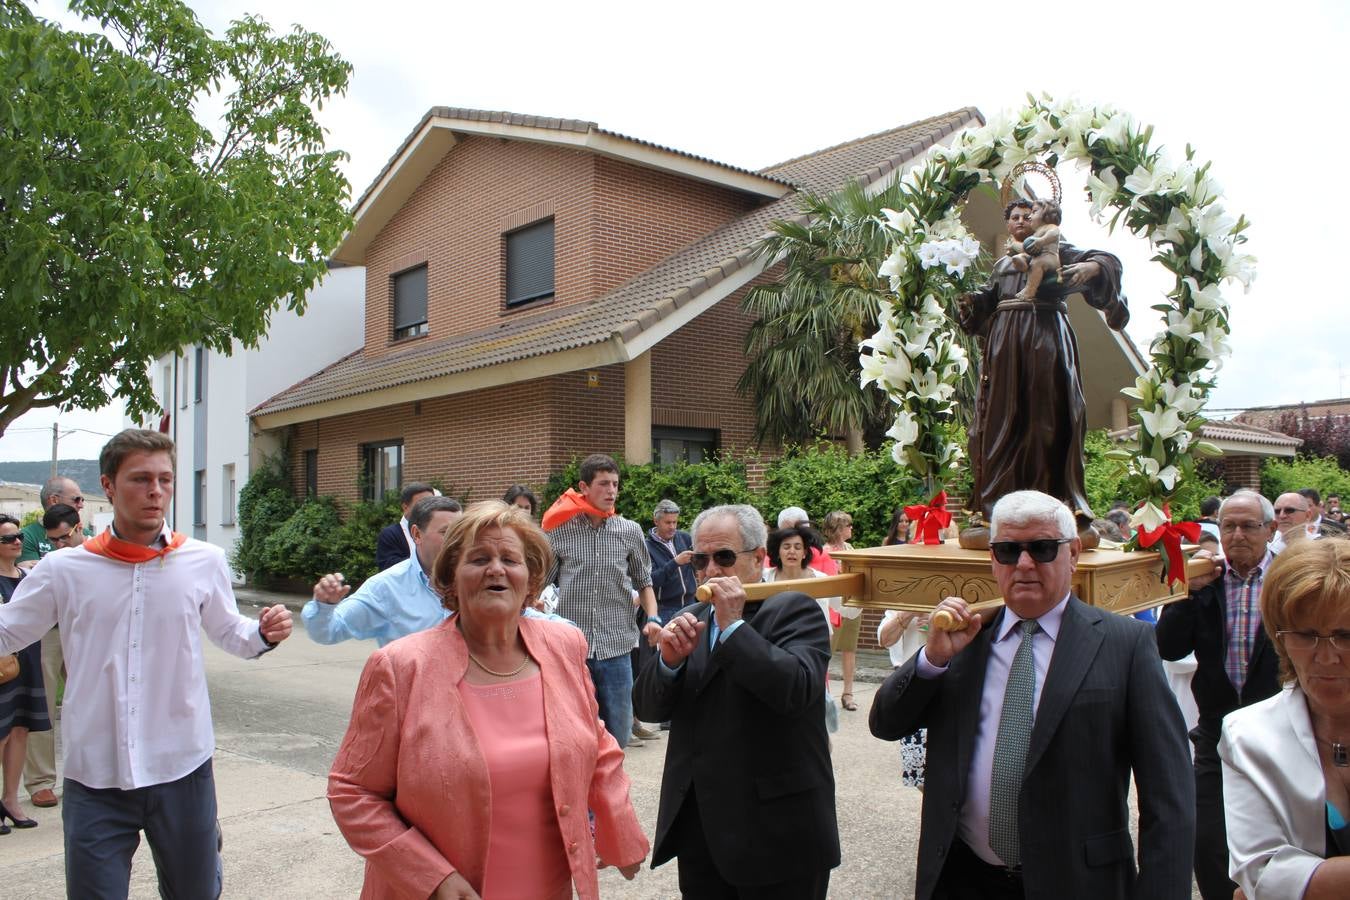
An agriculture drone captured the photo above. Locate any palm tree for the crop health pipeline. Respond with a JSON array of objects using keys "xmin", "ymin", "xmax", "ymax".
[{"xmin": 740, "ymin": 180, "xmax": 978, "ymax": 454}]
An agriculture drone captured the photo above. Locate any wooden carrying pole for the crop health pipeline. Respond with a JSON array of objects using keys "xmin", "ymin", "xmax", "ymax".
[{"xmin": 694, "ymin": 572, "xmax": 865, "ymax": 603}]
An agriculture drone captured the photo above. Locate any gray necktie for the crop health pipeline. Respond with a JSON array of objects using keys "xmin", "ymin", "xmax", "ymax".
[{"xmin": 988, "ymin": 618, "xmax": 1039, "ymax": 868}]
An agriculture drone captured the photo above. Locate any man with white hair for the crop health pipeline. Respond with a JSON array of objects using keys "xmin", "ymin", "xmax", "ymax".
[
  {"xmin": 870, "ymin": 490, "xmax": 1193, "ymax": 900},
  {"xmin": 634, "ymin": 504, "xmax": 839, "ymax": 897},
  {"xmin": 1155, "ymin": 488, "xmax": 1282, "ymax": 899}
]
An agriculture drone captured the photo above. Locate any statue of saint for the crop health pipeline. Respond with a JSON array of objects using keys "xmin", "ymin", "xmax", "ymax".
[{"xmin": 957, "ymin": 197, "xmax": 1130, "ymax": 548}]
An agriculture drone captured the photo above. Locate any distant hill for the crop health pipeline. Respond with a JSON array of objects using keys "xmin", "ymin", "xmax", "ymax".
[{"xmin": 0, "ymin": 459, "xmax": 102, "ymax": 495}]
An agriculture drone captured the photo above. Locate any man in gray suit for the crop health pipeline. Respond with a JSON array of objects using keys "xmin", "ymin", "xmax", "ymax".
[{"xmin": 869, "ymin": 490, "xmax": 1194, "ymax": 900}]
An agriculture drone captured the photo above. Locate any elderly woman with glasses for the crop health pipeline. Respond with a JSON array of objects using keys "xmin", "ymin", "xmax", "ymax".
[
  {"xmin": 1220, "ymin": 538, "xmax": 1350, "ymax": 899},
  {"xmin": 328, "ymin": 501, "xmax": 648, "ymax": 900}
]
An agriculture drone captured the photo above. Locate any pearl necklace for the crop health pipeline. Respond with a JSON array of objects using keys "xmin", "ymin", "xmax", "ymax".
[{"xmin": 467, "ymin": 651, "xmax": 531, "ymax": 678}]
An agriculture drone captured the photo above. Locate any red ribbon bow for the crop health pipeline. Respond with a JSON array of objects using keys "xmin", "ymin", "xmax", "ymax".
[
  {"xmin": 1135, "ymin": 509, "xmax": 1201, "ymax": 587},
  {"xmin": 905, "ymin": 491, "xmax": 952, "ymax": 545}
]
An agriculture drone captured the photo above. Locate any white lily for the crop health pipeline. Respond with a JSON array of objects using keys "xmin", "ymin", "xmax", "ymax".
[
  {"xmin": 881, "ymin": 353, "xmax": 915, "ymax": 389},
  {"xmin": 917, "ymin": 241, "xmax": 944, "ymax": 269},
  {"xmin": 1165, "ymin": 309, "xmax": 1206, "ymax": 344},
  {"xmin": 1086, "ymin": 166, "xmax": 1120, "ymax": 220},
  {"xmin": 860, "ymin": 315, "xmax": 898, "ymax": 353},
  {"xmin": 1130, "ymin": 501, "xmax": 1169, "ymax": 533},
  {"xmin": 881, "ymin": 208, "xmax": 916, "ymax": 234},
  {"xmin": 907, "ymin": 369, "xmax": 956, "ymax": 404},
  {"xmin": 859, "ymin": 351, "xmax": 888, "ymax": 390},
  {"xmin": 918, "ymin": 293, "xmax": 946, "ymax": 320},
  {"xmin": 878, "ymin": 247, "xmax": 909, "ymax": 291},
  {"xmin": 1090, "ymin": 111, "xmax": 1134, "ymax": 148},
  {"xmin": 1191, "ymin": 170, "xmax": 1224, "ymax": 206},
  {"xmin": 887, "ymin": 411, "xmax": 919, "ymax": 449},
  {"xmin": 1173, "ymin": 429, "xmax": 1193, "ymax": 453},
  {"xmin": 1139, "ymin": 404, "xmax": 1185, "ymax": 440},
  {"xmin": 1221, "ymin": 250, "xmax": 1257, "ymax": 291},
  {"xmin": 1159, "ymin": 207, "xmax": 1191, "ymax": 246},
  {"xmin": 1181, "ymin": 276, "xmax": 1226, "ymax": 312},
  {"xmin": 1190, "ymin": 203, "xmax": 1236, "ymax": 244},
  {"xmin": 1121, "ymin": 372, "xmax": 1161, "ymax": 404},
  {"xmin": 1160, "ymin": 379, "xmax": 1205, "ymax": 415},
  {"xmin": 1124, "ymin": 163, "xmax": 1176, "ymax": 208},
  {"xmin": 991, "ymin": 143, "xmax": 1034, "ymax": 185}
]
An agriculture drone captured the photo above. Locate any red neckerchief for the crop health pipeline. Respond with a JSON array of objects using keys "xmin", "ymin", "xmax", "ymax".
[
  {"xmin": 83, "ymin": 528, "xmax": 187, "ymax": 564},
  {"xmin": 542, "ymin": 489, "xmax": 615, "ymax": 532}
]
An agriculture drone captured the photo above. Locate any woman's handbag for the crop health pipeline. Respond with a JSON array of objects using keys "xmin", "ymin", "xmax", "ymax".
[{"xmin": 0, "ymin": 654, "xmax": 18, "ymax": 685}]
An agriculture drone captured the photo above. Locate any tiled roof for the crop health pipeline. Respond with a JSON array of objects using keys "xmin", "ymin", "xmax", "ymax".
[
  {"xmin": 252, "ymin": 107, "xmax": 983, "ymax": 419},
  {"xmin": 1109, "ymin": 418, "xmax": 1302, "ymax": 449},
  {"xmin": 350, "ymin": 107, "xmax": 794, "ymax": 217}
]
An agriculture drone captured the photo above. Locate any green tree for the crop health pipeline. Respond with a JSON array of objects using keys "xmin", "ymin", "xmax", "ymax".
[
  {"xmin": 0, "ymin": 0, "xmax": 352, "ymax": 435},
  {"xmin": 741, "ymin": 180, "xmax": 980, "ymax": 455},
  {"xmin": 1261, "ymin": 455, "xmax": 1350, "ymax": 502}
]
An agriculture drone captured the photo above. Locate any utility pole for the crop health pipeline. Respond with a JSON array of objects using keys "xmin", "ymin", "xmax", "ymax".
[{"xmin": 51, "ymin": 422, "xmax": 58, "ymax": 479}]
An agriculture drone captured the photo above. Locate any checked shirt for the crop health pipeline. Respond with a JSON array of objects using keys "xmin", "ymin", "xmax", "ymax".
[{"xmin": 548, "ymin": 514, "xmax": 652, "ymax": 660}]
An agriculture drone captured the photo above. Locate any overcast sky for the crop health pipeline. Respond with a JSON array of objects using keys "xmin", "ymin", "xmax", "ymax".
[{"xmin": 3, "ymin": 0, "xmax": 1347, "ymax": 462}]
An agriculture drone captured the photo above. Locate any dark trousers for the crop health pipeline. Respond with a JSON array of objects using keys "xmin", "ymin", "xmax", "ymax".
[
  {"xmin": 64, "ymin": 758, "xmax": 222, "ymax": 900},
  {"xmin": 934, "ymin": 838, "xmax": 1025, "ymax": 900},
  {"xmin": 670, "ymin": 790, "xmax": 829, "ymax": 900},
  {"xmin": 1192, "ymin": 726, "xmax": 1237, "ymax": 900}
]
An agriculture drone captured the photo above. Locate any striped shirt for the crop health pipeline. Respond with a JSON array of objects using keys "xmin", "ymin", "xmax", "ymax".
[
  {"xmin": 1224, "ymin": 551, "xmax": 1272, "ymax": 692},
  {"xmin": 548, "ymin": 514, "xmax": 652, "ymax": 660}
]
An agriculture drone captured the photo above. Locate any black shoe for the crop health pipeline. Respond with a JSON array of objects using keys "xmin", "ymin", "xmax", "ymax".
[
  {"xmin": 0, "ymin": 823, "xmax": 10, "ymax": 835},
  {"xmin": 0, "ymin": 802, "xmax": 37, "ymax": 828}
]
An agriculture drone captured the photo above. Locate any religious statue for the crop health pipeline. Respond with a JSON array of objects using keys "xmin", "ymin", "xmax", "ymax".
[
  {"xmin": 957, "ymin": 196, "xmax": 1130, "ymax": 549},
  {"xmin": 1008, "ymin": 199, "xmax": 1062, "ymax": 300}
]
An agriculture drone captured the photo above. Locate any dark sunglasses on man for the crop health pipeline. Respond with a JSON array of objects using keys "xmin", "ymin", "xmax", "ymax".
[
  {"xmin": 690, "ymin": 548, "xmax": 758, "ymax": 570},
  {"xmin": 989, "ymin": 538, "xmax": 1072, "ymax": 565}
]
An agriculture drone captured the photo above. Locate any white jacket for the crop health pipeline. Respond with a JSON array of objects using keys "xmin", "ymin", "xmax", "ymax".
[{"xmin": 1220, "ymin": 683, "xmax": 1329, "ymax": 899}]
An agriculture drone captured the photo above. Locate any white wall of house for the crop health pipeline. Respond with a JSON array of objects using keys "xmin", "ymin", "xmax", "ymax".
[{"xmin": 129, "ymin": 266, "xmax": 364, "ymax": 575}]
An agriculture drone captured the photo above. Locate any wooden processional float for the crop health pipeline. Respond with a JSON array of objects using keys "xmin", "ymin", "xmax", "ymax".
[{"xmin": 694, "ymin": 542, "xmax": 1212, "ymax": 631}]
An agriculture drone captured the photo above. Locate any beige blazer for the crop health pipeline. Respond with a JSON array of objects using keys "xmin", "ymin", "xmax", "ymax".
[
  {"xmin": 328, "ymin": 616, "xmax": 648, "ymax": 900},
  {"xmin": 1220, "ymin": 683, "xmax": 1328, "ymax": 899}
]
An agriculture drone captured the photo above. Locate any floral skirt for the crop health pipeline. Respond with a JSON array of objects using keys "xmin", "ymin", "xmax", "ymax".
[{"xmin": 900, "ymin": 729, "xmax": 927, "ymax": 788}]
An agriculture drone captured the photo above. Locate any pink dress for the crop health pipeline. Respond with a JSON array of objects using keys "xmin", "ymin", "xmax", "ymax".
[{"xmin": 459, "ymin": 672, "xmax": 572, "ymax": 900}]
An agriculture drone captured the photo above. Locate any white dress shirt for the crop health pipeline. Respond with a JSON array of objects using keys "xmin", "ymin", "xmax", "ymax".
[
  {"xmin": 0, "ymin": 527, "xmax": 271, "ymax": 790},
  {"xmin": 918, "ymin": 594, "xmax": 1070, "ymax": 866}
]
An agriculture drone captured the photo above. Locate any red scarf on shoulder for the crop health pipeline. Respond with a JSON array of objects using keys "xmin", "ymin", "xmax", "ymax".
[
  {"xmin": 84, "ymin": 528, "xmax": 187, "ymax": 564},
  {"xmin": 542, "ymin": 489, "xmax": 615, "ymax": 532}
]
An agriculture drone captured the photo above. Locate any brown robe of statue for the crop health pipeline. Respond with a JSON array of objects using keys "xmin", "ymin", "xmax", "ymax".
[{"xmin": 958, "ymin": 241, "xmax": 1128, "ymax": 522}]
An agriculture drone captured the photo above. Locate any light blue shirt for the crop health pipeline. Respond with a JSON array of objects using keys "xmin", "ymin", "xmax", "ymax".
[
  {"xmin": 302, "ymin": 556, "xmax": 444, "ymax": 647},
  {"xmin": 302, "ymin": 556, "xmax": 577, "ymax": 647}
]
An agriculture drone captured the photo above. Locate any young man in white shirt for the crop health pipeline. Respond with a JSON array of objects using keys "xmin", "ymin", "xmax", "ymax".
[{"xmin": 0, "ymin": 429, "xmax": 293, "ymax": 898}]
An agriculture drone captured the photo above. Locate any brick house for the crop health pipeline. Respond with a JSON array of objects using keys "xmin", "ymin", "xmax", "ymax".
[{"xmin": 249, "ymin": 106, "xmax": 997, "ymax": 503}]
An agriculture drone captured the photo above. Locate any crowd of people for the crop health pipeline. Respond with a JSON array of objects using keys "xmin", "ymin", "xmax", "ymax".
[{"xmin": 2, "ymin": 430, "xmax": 1350, "ymax": 899}]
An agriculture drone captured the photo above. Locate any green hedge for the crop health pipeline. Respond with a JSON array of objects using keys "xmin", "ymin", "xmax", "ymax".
[
  {"xmin": 236, "ymin": 433, "xmax": 1229, "ymax": 587},
  {"xmin": 1261, "ymin": 455, "xmax": 1350, "ymax": 501}
]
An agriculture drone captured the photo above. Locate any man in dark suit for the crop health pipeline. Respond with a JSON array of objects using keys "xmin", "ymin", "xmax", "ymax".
[
  {"xmin": 1155, "ymin": 489, "xmax": 1281, "ymax": 900},
  {"xmin": 633, "ymin": 504, "xmax": 838, "ymax": 898},
  {"xmin": 374, "ymin": 482, "xmax": 434, "ymax": 571},
  {"xmin": 870, "ymin": 490, "xmax": 1194, "ymax": 900}
]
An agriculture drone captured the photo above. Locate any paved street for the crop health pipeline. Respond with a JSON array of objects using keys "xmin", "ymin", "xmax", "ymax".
[
  {"xmin": 0, "ymin": 591, "xmax": 923, "ymax": 899},
  {"xmin": 0, "ymin": 590, "xmax": 1199, "ymax": 898}
]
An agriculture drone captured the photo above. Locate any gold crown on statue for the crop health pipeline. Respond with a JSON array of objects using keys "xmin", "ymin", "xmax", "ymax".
[{"xmin": 999, "ymin": 160, "xmax": 1062, "ymax": 208}]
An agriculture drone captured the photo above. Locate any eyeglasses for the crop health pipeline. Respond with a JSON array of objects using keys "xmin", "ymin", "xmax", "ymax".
[
  {"xmin": 1219, "ymin": 521, "xmax": 1269, "ymax": 534},
  {"xmin": 1277, "ymin": 631, "xmax": 1350, "ymax": 653},
  {"xmin": 1274, "ymin": 506, "xmax": 1308, "ymax": 516},
  {"xmin": 46, "ymin": 531, "xmax": 75, "ymax": 545},
  {"xmin": 0, "ymin": 534, "xmax": 22, "ymax": 545},
  {"xmin": 690, "ymin": 548, "xmax": 758, "ymax": 570},
  {"xmin": 990, "ymin": 538, "xmax": 1072, "ymax": 565},
  {"xmin": 57, "ymin": 493, "xmax": 84, "ymax": 505}
]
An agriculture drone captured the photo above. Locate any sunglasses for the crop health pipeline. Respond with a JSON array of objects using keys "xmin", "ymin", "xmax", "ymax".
[
  {"xmin": 1273, "ymin": 506, "xmax": 1307, "ymax": 516},
  {"xmin": 0, "ymin": 534, "xmax": 22, "ymax": 545},
  {"xmin": 990, "ymin": 538, "xmax": 1072, "ymax": 565},
  {"xmin": 690, "ymin": 548, "xmax": 758, "ymax": 570}
]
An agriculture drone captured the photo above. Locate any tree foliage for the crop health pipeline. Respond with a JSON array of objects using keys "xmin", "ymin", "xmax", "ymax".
[
  {"xmin": 1261, "ymin": 455, "xmax": 1350, "ymax": 503},
  {"xmin": 741, "ymin": 181, "xmax": 980, "ymax": 454},
  {"xmin": 1271, "ymin": 411, "xmax": 1350, "ymax": 471},
  {"xmin": 0, "ymin": 0, "xmax": 352, "ymax": 435}
]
